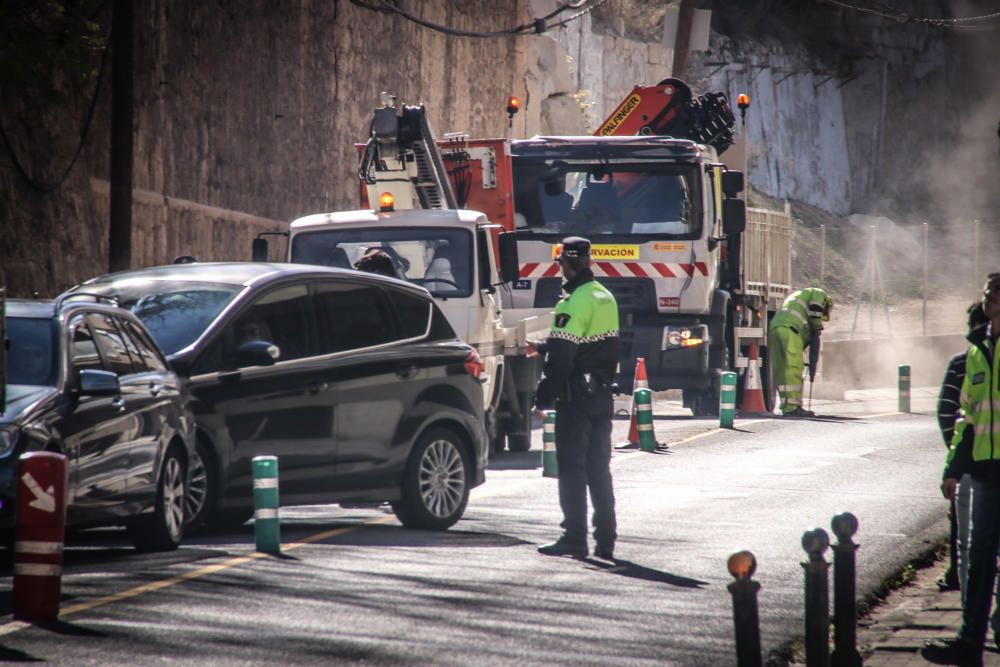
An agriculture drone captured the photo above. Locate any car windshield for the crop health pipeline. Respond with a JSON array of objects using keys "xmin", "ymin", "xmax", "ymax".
[
  {"xmin": 290, "ymin": 227, "xmax": 474, "ymax": 297},
  {"xmin": 6, "ymin": 317, "xmax": 57, "ymax": 386},
  {"xmin": 512, "ymin": 161, "xmax": 699, "ymax": 239},
  {"xmin": 92, "ymin": 282, "xmax": 241, "ymax": 355}
]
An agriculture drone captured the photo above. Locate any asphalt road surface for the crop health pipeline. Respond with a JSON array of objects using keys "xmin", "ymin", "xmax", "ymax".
[{"xmin": 0, "ymin": 388, "xmax": 947, "ymax": 666}]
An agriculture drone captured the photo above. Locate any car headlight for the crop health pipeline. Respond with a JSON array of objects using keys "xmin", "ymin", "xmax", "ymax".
[{"xmin": 0, "ymin": 426, "xmax": 20, "ymax": 458}]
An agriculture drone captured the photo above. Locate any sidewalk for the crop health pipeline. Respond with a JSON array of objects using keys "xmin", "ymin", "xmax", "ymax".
[{"xmin": 857, "ymin": 556, "xmax": 1000, "ymax": 666}]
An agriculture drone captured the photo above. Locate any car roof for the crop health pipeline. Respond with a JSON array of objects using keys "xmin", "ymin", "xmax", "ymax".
[
  {"xmin": 5, "ymin": 297, "xmax": 147, "ymax": 323},
  {"xmin": 73, "ymin": 261, "xmax": 432, "ymax": 298},
  {"xmin": 5, "ymin": 299, "xmax": 57, "ymax": 318}
]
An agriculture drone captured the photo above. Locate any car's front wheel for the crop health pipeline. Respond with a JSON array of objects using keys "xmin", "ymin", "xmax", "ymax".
[
  {"xmin": 392, "ymin": 428, "xmax": 470, "ymax": 530},
  {"xmin": 128, "ymin": 446, "xmax": 185, "ymax": 552}
]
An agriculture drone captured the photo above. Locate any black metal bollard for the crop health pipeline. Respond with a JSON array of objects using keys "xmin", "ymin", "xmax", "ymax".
[
  {"xmin": 802, "ymin": 527, "xmax": 831, "ymax": 667},
  {"xmin": 727, "ymin": 550, "xmax": 763, "ymax": 667},
  {"xmin": 830, "ymin": 512, "xmax": 862, "ymax": 667}
]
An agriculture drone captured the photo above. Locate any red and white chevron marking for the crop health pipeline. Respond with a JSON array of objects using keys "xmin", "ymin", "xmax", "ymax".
[{"xmin": 518, "ymin": 261, "xmax": 709, "ymax": 279}]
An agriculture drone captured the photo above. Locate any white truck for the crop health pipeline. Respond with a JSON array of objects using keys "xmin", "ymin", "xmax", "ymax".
[{"xmin": 256, "ymin": 98, "xmax": 549, "ymax": 453}]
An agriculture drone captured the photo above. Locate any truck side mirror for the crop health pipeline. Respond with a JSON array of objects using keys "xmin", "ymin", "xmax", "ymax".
[
  {"xmin": 251, "ymin": 238, "xmax": 269, "ymax": 262},
  {"xmin": 721, "ymin": 171, "xmax": 744, "ymax": 197},
  {"xmin": 498, "ymin": 232, "xmax": 520, "ymax": 284},
  {"xmin": 722, "ymin": 198, "xmax": 746, "ymax": 235}
]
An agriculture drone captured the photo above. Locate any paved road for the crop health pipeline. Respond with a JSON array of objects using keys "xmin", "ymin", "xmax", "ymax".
[{"xmin": 0, "ymin": 389, "xmax": 947, "ymax": 665}]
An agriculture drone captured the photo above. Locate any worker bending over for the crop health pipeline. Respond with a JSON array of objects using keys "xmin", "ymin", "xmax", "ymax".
[{"xmin": 768, "ymin": 287, "xmax": 832, "ymax": 417}]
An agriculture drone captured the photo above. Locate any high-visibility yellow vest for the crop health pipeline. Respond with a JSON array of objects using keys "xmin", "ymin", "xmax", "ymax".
[{"xmin": 952, "ymin": 334, "xmax": 1000, "ymax": 463}]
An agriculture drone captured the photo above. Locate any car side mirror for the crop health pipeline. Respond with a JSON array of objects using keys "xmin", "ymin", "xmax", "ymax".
[
  {"xmin": 721, "ymin": 171, "xmax": 745, "ymax": 197},
  {"xmin": 498, "ymin": 232, "xmax": 520, "ymax": 284},
  {"xmin": 79, "ymin": 369, "xmax": 120, "ymax": 396},
  {"xmin": 236, "ymin": 340, "xmax": 280, "ymax": 367},
  {"xmin": 722, "ymin": 198, "xmax": 746, "ymax": 235},
  {"xmin": 251, "ymin": 238, "xmax": 269, "ymax": 262}
]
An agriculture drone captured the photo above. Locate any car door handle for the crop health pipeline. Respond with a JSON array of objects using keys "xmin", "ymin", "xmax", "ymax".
[
  {"xmin": 395, "ymin": 364, "xmax": 419, "ymax": 379},
  {"xmin": 149, "ymin": 383, "xmax": 162, "ymax": 397},
  {"xmin": 307, "ymin": 382, "xmax": 328, "ymax": 395},
  {"xmin": 111, "ymin": 396, "xmax": 126, "ymax": 411}
]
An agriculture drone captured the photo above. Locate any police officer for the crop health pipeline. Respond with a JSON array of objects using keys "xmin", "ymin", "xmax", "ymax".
[
  {"xmin": 530, "ymin": 236, "xmax": 620, "ymax": 559},
  {"xmin": 768, "ymin": 287, "xmax": 833, "ymax": 417}
]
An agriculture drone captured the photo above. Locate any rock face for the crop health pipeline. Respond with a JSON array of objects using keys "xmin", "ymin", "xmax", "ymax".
[
  {"xmin": 1, "ymin": 0, "xmax": 530, "ymax": 296},
  {"xmin": 3, "ymin": 1, "xmax": 997, "ymax": 297}
]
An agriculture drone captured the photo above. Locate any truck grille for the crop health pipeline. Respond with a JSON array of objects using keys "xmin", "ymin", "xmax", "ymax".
[{"xmin": 532, "ymin": 277, "xmax": 656, "ymax": 313}]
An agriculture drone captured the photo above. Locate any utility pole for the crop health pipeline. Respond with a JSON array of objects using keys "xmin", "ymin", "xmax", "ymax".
[
  {"xmin": 671, "ymin": 0, "xmax": 697, "ymax": 79},
  {"xmin": 109, "ymin": 0, "xmax": 134, "ymax": 273}
]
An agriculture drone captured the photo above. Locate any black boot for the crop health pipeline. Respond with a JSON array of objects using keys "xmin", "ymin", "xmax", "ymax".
[{"xmin": 538, "ymin": 536, "xmax": 587, "ymax": 558}]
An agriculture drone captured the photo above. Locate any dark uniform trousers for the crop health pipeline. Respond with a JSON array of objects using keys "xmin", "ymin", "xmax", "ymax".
[{"xmin": 555, "ymin": 389, "xmax": 617, "ymax": 548}]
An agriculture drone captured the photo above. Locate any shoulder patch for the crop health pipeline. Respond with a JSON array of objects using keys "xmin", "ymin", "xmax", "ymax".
[
  {"xmin": 554, "ymin": 313, "xmax": 571, "ymax": 328},
  {"xmin": 972, "ymin": 372, "xmax": 986, "ymax": 385}
]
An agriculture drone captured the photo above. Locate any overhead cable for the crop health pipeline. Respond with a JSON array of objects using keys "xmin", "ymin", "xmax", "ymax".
[
  {"xmin": 819, "ymin": 0, "xmax": 1000, "ymax": 29},
  {"xmin": 348, "ymin": 0, "xmax": 610, "ymax": 37}
]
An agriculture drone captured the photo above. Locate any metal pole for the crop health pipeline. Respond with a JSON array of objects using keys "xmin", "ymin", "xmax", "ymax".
[
  {"xmin": 727, "ymin": 551, "xmax": 763, "ymax": 667},
  {"xmin": 802, "ymin": 528, "xmax": 831, "ymax": 667},
  {"xmin": 898, "ymin": 364, "xmax": 911, "ymax": 414},
  {"xmin": 922, "ymin": 223, "xmax": 928, "ymax": 337},
  {"xmin": 830, "ymin": 513, "xmax": 862, "ymax": 667},
  {"xmin": 868, "ymin": 227, "xmax": 876, "ymax": 338},
  {"xmin": 819, "ymin": 224, "xmax": 826, "ymax": 287},
  {"xmin": 109, "ymin": 0, "xmax": 134, "ymax": 273}
]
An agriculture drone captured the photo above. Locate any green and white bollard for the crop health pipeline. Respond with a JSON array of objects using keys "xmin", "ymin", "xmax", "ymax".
[
  {"xmin": 720, "ymin": 372, "xmax": 737, "ymax": 428},
  {"xmin": 898, "ymin": 364, "xmax": 911, "ymax": 414},
  {"xmin": 253, "ymin": 456, "xmax": 280, "ymax": 553},
  {"xmin": 542, "ymin": 411, "xmax": 558, "ymax": 478},
  {"xmin": 635, "ymin": 388, "xmax": 656, "ymax": 452}
]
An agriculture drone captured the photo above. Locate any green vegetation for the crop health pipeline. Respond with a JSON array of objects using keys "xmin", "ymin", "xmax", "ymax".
[{"xmin": 0, "ymin": 0, "xmax": 107, "ymax": 102}]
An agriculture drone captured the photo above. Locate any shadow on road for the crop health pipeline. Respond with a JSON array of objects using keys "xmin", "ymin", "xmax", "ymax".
[
  {"xmin": 0, "ymin": 644, "xmax": 43, "ymax": 662},
  {"xmin": 585, "ymin": 557, "xmax": 708, "ymax": 588}
]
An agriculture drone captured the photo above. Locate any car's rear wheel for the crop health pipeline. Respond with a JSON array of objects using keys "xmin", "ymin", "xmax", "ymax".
[
  {"xmin": 128, "ymin": 446, "xmax": 185, "ymax": 552},
  {"xmin": 184, "ymin": 441, "xmax": 213, "ymax": 528},
  {"xmin": 392, "ymin": 428, "xmax": 470, "ymax": 530}
]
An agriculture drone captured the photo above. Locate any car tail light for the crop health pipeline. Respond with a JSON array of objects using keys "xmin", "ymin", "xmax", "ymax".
[{"xmin": 464, "ymin": 350, "xmax": 484, "ymax": 379}]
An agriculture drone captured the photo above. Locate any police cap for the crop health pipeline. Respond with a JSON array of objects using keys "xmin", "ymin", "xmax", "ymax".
[{"xmin": 558, "ymin": 236, "xmax": 591, "ymax": 260}]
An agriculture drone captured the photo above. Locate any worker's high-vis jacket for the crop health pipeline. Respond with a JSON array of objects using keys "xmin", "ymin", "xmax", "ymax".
[
  {"xmin": 535, "ymin": 268, "xmax": 619, "ymax": 409},
  {"xmin": 949, "ymin": 324, "xmax": 1000, "ymax": 478},
  {"xmin": 770, "ymin": 287, "xmax": 831, "ymax": 343}
]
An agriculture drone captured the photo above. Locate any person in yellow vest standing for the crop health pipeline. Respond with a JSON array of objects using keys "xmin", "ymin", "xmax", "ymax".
[
  {"xmin": 768, "ymin": 287, "xmax": 833, "ymax": 417},
  {"xmin": 924, "ymin": 272, "xmax": 1000, "ymax": 666}
]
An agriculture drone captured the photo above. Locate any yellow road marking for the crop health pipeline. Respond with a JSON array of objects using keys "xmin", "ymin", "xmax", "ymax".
[{"xmin": 0, "ymin": 516, "xmax": 396, "ymax": 635}]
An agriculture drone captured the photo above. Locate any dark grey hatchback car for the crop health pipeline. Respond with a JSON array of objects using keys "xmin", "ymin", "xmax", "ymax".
[
  {"xmin": 69, "ymin": 263, "xmax": 487, "ymax": 530},
  {"xmin": 1, "ymin": 297, "xmax": 194, "ymax": 551}
]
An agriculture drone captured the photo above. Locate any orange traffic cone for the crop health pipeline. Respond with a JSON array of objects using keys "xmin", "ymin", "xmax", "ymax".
[
  {"xmin": 625, "ymin": 358, "xmax": 649, "ymax": 446},
  {"xmin": 739, "ymin": 341, "xmax": 768, "ymax": 415}
]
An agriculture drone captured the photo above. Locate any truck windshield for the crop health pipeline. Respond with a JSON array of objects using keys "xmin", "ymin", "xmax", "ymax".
[
  {"xmin": 291, "ymin": 227, "xmax": 474, "ymax": 298},
  {"xmin": 512, "ymin": 162, "xmax": 700, "ymax": 239},
  {"xmin": 6, "ymin": 317, "xmax": 57, "ymax": 386}
]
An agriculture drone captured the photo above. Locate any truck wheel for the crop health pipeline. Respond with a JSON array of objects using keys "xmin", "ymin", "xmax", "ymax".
[
  {"xmin": 487, "ymin": 407, "xmax": 505, "ymax": 455},
  {"xmin": 392, "ymin": 427, "xmax": 470, "ymax": 530},
  {"xmin": 505, "ymin": 393, "xmax": 534, "ymax": 452},
  {"xmin": 686, "ymin": 376, "xmax": 721, "ymax": 417}
]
